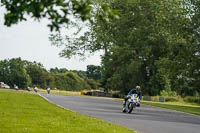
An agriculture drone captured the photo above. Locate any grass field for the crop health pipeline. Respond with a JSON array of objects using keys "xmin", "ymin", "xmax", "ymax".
[
  {"xmin": 0, "ymin": 89, "xmax": 135, "ymax": 133},
  {"xmin": 141, "ymin": 101, "xmax": 200, "ymax": 116}
]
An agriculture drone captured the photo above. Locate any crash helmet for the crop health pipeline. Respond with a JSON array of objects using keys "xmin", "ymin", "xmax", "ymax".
[{"xmin": 136, "ymin": 85, "xmax": 141, "ymax": 92}]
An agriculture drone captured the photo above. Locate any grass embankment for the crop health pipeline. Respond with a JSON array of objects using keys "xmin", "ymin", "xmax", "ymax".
[
  {"xmin": 0, "ymin": 89, "xmax": 135, "ymax": 133},
  {"xmin": 141, "ymin": 100, "xmax": 200, "ymax": 116}
]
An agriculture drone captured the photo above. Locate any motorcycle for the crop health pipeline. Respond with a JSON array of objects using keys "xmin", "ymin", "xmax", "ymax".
[
  {"xmin": 34, "ymin": 87, "xmax": 38, "ymax": 93},
  {"xmin": 122, "ymin": 94, "xmax": 140, "ymax": 113},
  {"xmin": 47, "ymin": 87, "xmax": 50, "ymax": 94}
]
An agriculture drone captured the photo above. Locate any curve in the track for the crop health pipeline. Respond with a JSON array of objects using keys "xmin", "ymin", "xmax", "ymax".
[{"xmin": 40, "ymin": 94, "xmax": 200, "ymax": 133}]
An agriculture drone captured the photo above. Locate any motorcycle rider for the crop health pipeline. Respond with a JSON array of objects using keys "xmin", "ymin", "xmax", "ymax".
[
  {"xmin": 123, "ymin": 86, "xmax": 142, "ymax": 112},
  {"xmin": 27, "ymin": 86, "xmax": 30, "ymax": 92},
  {"xmin": 34, "ymin": 86, "xmax": 38, "ymax": 93},
  {"xmin": 14, "ymin": 84, "xmax": 19, "ymax": 91},
  {"xmin": 46, "ymin": 87, "xmax": 50, "ymax": 94}
]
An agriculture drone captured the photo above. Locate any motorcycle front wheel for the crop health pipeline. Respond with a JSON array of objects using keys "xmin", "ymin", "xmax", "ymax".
[{"xmin": 127, "ymin": 102, "xmax": 135, "ymax": 113}]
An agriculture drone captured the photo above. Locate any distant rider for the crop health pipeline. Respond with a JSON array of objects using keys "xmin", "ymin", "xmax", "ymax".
[
  {"xmin": 34, "ymin": 86, "xmax": 38, "ymax": 93},
  {"xmin": 14, "ymin": 84, "xmax": 19, "ymax": 91},
  {"xmin": 46, "ymin": 87, "xmax": 50, "ymax": 94},
  {"xmin": 27, "ymin": 86, "xmax": 30, "ymax": 92}
]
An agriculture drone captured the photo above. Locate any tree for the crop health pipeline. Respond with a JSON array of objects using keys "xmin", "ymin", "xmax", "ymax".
[
  {"xmin": 1, "ymin": 0, "xmax": 118, "ymax": 31},
  {"xmin": 0, "ymin": 58, "xmax": 31, "ymax": 88},
  {"xmin": 187, "ymin": 0, "xmax": 200, "ymax": 95},
  {"xmin": 2, "ymin": 0, "xmax": 199, "ymax": 96},
  {"xmin": 86, "ymin": 65, "xmax": 101, "ymax": 80},
  {"xmin": 72, "ymin": 70, "xmax": 87, "ymax": 79},
  {"xmin": 102, "ymin": 0, "xmax": 197, "ymax": 96},
  {"xmin": 49, "ymin": 67, "xmax": 60, "ymax": 74},
  {"xmin": 86, "ymin": 79, "xmax": 99, "ymax": 89},
  {"xmin": 49, "ymin": 0, "xmax": 118, "ymax": 59},
  {"xmin": 60, "ymin": 0, "xmax": 196, "ymax": 96},
  {"xmin": 25, "ymin": 61, "xmax": 51, "ymax": 88},
  {"xmin": 50, "ymin": 67, "xmax": 68, "ymax": 73}
]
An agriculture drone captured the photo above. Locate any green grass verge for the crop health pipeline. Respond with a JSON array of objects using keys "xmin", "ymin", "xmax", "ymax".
[
  {"xmin": 0, "ymin": 89, "xmax": 135, "ymax": 133},
  {"xmin": 141, "ymin": 100, "xmax": 200, "ymax": 116},
  {"xmin": 36, "ymin": 89, "xmax": 81, "ymax": 96}
]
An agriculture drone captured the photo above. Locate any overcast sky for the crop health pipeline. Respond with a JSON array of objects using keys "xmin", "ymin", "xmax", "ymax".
[{"xmin": 0, "ymin": 8, "xmax": 101, "ymax": 71}]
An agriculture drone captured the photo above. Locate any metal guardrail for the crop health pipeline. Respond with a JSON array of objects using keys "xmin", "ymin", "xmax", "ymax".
[
  {"xmin": 83, "ymin": 91, "xmax": 166, "ymax": 102},
  {"xmin": 142, "ymin": 96, "xmax": 165, "ymax": 102}
]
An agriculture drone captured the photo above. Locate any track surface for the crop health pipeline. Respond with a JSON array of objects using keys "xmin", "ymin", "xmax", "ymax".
[{"xmin": 41, "ymin": 94, "xmax": 200, "ymax": 133}]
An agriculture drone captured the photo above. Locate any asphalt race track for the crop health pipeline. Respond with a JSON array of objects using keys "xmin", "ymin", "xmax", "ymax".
[{"xmin": 40, "ymin": 94, "xmax": 200, "ymax": 133}]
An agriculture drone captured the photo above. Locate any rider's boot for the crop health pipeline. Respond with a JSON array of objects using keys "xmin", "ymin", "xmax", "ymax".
[{"xmin": 136, "ymin": 102, "xmax": 140, "ymax": 107}]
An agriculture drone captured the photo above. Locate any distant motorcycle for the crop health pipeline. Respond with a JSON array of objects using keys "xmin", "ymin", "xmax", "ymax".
[
  {"xmin": 123, "ymin": 94, "xmax": 140, "ymax": 113},
  {"xmin": 14, "ymin": 85, "xmax": 19, "ymax": 91},
  {"xmin": 34, "ymin": 87, "xmax": 38, "ymax": 93},
  {"xmin": 46, "ymin": 87, "xmax": 50, "ymax": 94},
  {"xmin": 27, "ymin": 86, "xmax": 31, "ymax": 92}
]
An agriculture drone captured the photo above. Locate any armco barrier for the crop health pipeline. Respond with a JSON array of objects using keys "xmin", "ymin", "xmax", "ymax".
[
  {"xmin": 142, "ymin": 96, "xmax": 165, "ymax": 102},
  {"xmin": 84, "ymin": 91, "xmax": 114, "ymax": 97},
  {"xmin": 91, "ymin": 91, "xmax": 113, "ymax": 97}
]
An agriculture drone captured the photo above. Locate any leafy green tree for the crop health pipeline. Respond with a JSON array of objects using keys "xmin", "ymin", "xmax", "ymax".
[
  {"xmin": 49, "ymin": 0, "xmax": 118, "ymax": 59},
  {"xmin": 1, "ymin": 0, "xmax": 118, "ymax": 31},
  {"xmin": 106, "ymin": 0, "xmax": 194, "ymax": 96},
  {"xmin": 187, "ymin": 0, "xmax": 200, "ymax": 95},
  {"xmin": 25, "ymin": 61, "xmax": 51, "ymax": 88},
  {"xmin": 2, "ymin": 0, "xmax": 199, "ymax": 96},
  {"xmin": 0, "ymin": 60, "xmax": 10, "ymax": 85},
  {"xmin": 49, "ymin": 67, "xmax": 60, "ymax": 74},
  {"xmin": 86, "ymin": 65, "xmax": 101, "ymax": 80},
  {"xmin": 0, "ymin": 58, "xmax": 31, "ymax": 88},
  {"xmin": 86, "ymin": 79, "xmax": 100, "ymax": 90},
  {"xmin": 61, "ymin": 0, "xmax": 195, "ymax": 96},
  {"xmin": 50, "ymin": 67, "xmax": 68, "ymax": 73},
  {"xmin": 72, "ymin": 70, "xmax": 87, "ymax": 79}
]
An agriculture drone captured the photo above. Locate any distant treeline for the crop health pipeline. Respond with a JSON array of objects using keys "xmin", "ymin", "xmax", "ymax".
[{"xmin": 0, "ymin": 58, "xmax": 101, "ymax": 91}]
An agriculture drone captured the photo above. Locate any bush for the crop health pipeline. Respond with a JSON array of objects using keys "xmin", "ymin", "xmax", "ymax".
[
  {"xmin": 54, "ymin": 72, "xmax": 91, "ymax": 91},
  {"xmin": 86, "ymin": 79, "xmax": 99, "ymax": 90},
  {"xmin": 165, "ymin": 97, "xmax": 179, "ymax": 102},
  {"xmin": 184, "ymin": 96, "xmax": 200, "ymax": 104},
  {"xmin": 151, "ymin": 96, "xmax": 160, "ymax": 102},
  {"xmin": 142, "ymin": 96, "xmax": 152, "ymax": 101},
  {"xmin": 160, "ymin": 90, "xmax": 177, "ymax": 97},
  {"xmin": 160, "ymin": 90, "xmax": 168, "ymax": 96},
  {"xmin": 169, "ymin": 91, "xmax": 177, "ymax": 97}
]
